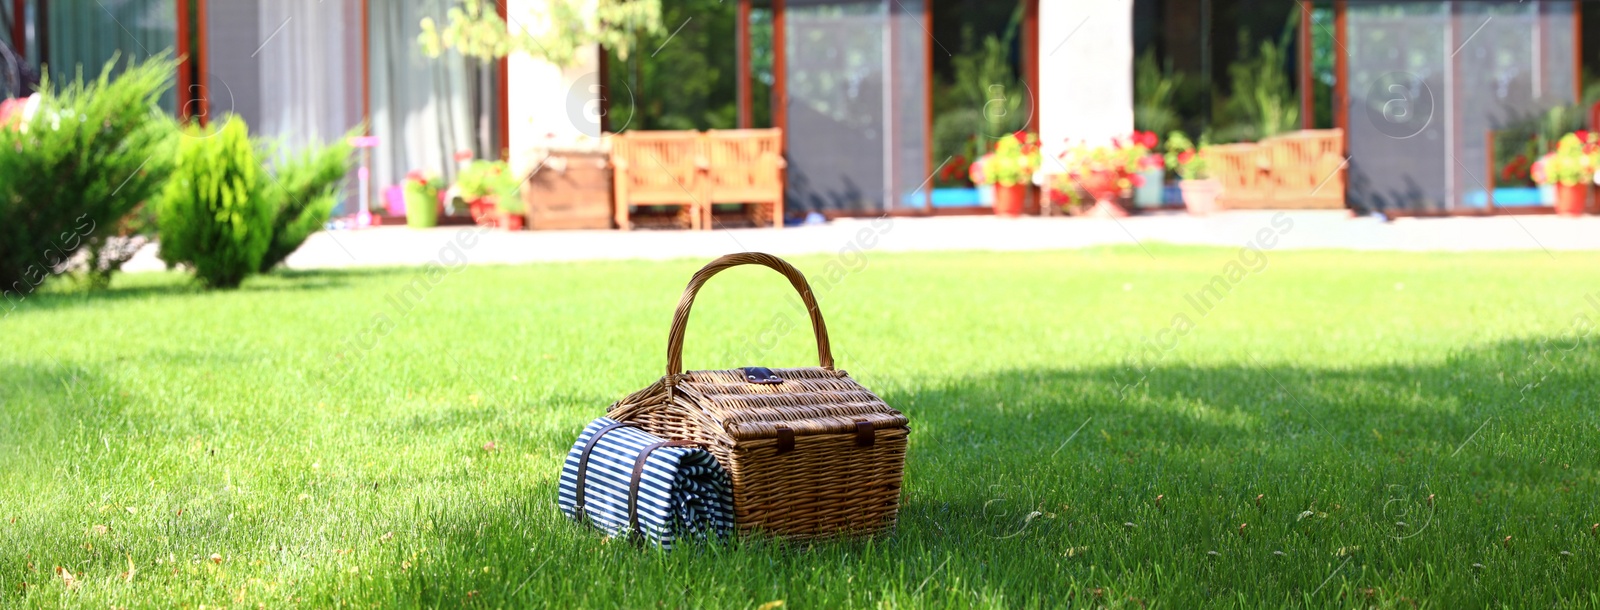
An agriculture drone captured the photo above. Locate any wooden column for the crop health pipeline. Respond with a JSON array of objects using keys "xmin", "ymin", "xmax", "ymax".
[
  {"xmin": 924, "ymin": 0, "xmax": 934, "ymax": 211},
  {"xmin": 176, "ymin": 0, "xmax": 191, "ymax": 119},
  {"xmin": 194, "ymin": 0, "xmax": 208, "ymax": 124},
  {"xmin": 1023, "ymin": 0, "xmax": 1039, "ymax": 133},
  {"xmin": 1300, "ymin": 0, "xmax": 1314, "ymax": 129},
  {"xmin": 1333, "ymin": 0, "xmax": 1347, "ymax": 156},
  {"xmin": 494, "ymin": 0, "xmax": 510, "ymax": 158},
  {"xmin": 10, "ymin": 0, "xmax": 24, "ymax": 58},
  {"xmin": 737, "ymin": 0, "xmax": 751, "ymax": 128},
  {"xmin": 773, "ymin": 0, "xmax": 786, "ymax": 152}
]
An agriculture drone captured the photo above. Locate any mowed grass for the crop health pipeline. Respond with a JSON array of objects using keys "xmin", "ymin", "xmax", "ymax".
[{"xmin": 3, "ymin": 245, "xmax": 1600, "ymax": 608}]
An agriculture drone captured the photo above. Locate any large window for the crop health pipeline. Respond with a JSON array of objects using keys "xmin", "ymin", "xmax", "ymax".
[
  {"xmin": 1345, "ymin": 0, "xmax": 1576, "ymax": 213},
  {"xmin": 784, "ymin": 0, "xmax": 928, "ymax": 214},
  {"xmin": 40, "ymin": 0, "xmax": 177, "ymax": 110}
]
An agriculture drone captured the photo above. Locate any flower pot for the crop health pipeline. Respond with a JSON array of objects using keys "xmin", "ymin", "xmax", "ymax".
[
  {"xmin": 404, "ymin": 189, "xmax": 440, "ymax": 228},
  {"xmin": 992, "ymin": 183, "xmax": 1026, "ymax": 217},
  {"xmin": 468, "ymin": 198, "xmax": 498, "ymax": 226},
  {"xmin": 1554, "ymin": 183, "xmax": 1587, "ymax": 216},
  {"xmin": 1133, "ymin": 168, "xmax": 1165, "ymax": 207},
  {"xmin": 1179, "ymin": 179, "xmax": 1223, "ymax": 216},
  {"xmin": 499, "ymin": 211, "xmax": 525, "ymax": 231},
  {"xmin": 1079, "ymin": 171, "xmax": 1128, "ymax": 218}
]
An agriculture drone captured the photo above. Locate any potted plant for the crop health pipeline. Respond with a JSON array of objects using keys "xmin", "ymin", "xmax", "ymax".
[
  {"xmin": 969, "ymin": 132, "xmax": 1041, "ymax": 216},
  {"xmin": 1166, "ymin": 131, "xmax": 1220, "ymax": 215},
  {"xmin": 402, "ymin": 170, "xmax": 444, "ymax": 228},
  {"xmin": 1131, "ymin": 131, "xmax": 1166, "ymax": 207},
  {"xmin": 457, "ymin": 160, "xmax": 518, "ymax": 226},
  {"xmin": 494, "ymin": 177, "xmax": 526, "ymax": 231},
  {"xmin": 1533, "ymin": 131, "xmax": 1598, "ymax": 216},
  {"xmin": 1053, "ymin": 134, "xmax": 1155, "ymax": 218}
]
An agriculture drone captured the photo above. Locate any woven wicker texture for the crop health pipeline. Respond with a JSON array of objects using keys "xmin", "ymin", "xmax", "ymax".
[{"xmin": 607, "ymin": 253, "xmax": 909, "ymax": 539}]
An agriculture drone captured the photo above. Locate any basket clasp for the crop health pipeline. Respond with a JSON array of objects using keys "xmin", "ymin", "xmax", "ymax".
[{"xmin": 742, "ymin": 366, "xmax": 785, "ymax": 385}]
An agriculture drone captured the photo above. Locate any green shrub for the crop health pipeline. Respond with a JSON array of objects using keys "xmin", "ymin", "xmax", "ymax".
[
  {"xmin": 156, "ymin": 117, "xmax": 274, "ymax": 289},
  {"xmin": 257, "ymin": 134, "xmax": 356, "ymax": 272},
  {"xmin": 0, "ymin": 54, "xmax": 177, "ymax": 299}
]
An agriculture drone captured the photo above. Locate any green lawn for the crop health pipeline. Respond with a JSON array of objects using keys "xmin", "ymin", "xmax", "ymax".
[{"xmin": 3, "ymin": 246, "xmax": 1599, "ymax": 608}]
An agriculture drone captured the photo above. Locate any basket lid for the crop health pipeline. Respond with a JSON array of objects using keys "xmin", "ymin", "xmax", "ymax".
[
  {"xmin": 608, "ymin": 253, "xmax": 907, "ymax": 444},
  {"xmin": 674, "ymin": 366, "xmax": 906, "ymax": 441}
]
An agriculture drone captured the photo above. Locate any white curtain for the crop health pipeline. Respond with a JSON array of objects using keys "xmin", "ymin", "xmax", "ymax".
[
  {"xmin": 255, "ymin": 0, "xmax": 363, "ymax": 152},
  {"xmin": 369, "ymin": 1, "xmax": 498, "ymax": 191},
  {"xmin": 207, "ymin": 0, "xmax": 495, "ymax": 210}
]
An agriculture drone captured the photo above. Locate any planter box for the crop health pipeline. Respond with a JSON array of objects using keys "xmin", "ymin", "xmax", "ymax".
[{"xmin": 524, "ymin": 151, "xmax": 614, "ymax": 230}]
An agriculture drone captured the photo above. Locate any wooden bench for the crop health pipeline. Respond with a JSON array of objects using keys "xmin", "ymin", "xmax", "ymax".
[
  {"xmin": 1210, "ymin": 129, "xmax": 1344, "ymax": 209},
  {"xmin": 610, "ymin": 129, "xmax": 786, "ymax": 230}
]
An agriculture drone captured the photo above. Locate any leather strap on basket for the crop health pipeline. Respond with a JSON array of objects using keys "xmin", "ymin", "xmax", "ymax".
[
  {"xmin": 666, "ymin": 253, "xmax": 834, "ymax": 376},
  {"xmin": 775, "ymin": 425, "xmax": 794, "ymax": 454},
  {"xmin": 573, "ymin": 421, "xmax": 637, "ymax": 514},
  {"xmin": 627, "ymin": 440, "xmax": 701, "ymax": 539},
  {"xmin": 855, "ymin": 420, "xmax": 875, "ymax": 447}
]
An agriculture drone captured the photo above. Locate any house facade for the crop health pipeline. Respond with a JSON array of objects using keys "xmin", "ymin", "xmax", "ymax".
[
  {"xmin": 4, "ymin": 0, "xmax": 1589, "ymax": 217},
  {"xmin": 2, "ymin": 0, "xmax": 504, "ymax": 213}
]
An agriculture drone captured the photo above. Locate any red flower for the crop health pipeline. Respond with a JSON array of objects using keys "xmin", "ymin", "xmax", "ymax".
[{"xmin": 940, "ymin": 159, "xmax": 962, "ymax": 180}]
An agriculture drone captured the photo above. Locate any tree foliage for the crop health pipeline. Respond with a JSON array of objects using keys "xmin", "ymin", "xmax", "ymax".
[{"xmin": 418, "ymin": 0, "xmax": 662, "ymax": 67}]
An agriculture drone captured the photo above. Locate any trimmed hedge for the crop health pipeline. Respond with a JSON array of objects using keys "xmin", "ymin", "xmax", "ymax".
[{"xmin": 155, "ymin": 117, "xmax": 273, "ymax": 289}]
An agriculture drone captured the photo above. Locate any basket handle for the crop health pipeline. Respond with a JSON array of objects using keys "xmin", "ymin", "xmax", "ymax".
[{"xmin": 666, "ymin": 252, "xmax": 833, "ymax": 376}]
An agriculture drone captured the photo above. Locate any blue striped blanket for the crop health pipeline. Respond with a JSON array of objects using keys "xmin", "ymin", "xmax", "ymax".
[{"xmin": 557, "ymin": 417, "xmax": 734, "ymax": 547}]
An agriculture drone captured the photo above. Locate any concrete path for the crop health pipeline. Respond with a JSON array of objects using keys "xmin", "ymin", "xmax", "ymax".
[{"xmin": 119, "ymin": 211, "xmax": 1600, "ymax": 272}]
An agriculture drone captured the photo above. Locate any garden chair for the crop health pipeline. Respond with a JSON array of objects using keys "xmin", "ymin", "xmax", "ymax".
[
  {"xmin": 610, "ymin": 131, "xmax": 706, "ymax": 230},
  {"xmin": 701, "ymin": 129, "xmax": 786, "ymax": 229},
  {"xmin": 1209, "ymin": 143, "xmax": 1271, "ymax": 208},
  {"xmin": 1263, "ymin": 129, "xmax": 1341, "ymax": 207}
]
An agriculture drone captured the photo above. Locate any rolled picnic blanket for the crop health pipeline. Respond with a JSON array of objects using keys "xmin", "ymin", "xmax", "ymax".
[{"xmin": 557, "ymin": 417, "xmax": 734, "ymax": 547}]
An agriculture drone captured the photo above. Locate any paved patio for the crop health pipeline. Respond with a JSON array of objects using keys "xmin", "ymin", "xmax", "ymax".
[{"xmin": 120, "ymin": 211, "xmax": 1600, "ymax": 272}]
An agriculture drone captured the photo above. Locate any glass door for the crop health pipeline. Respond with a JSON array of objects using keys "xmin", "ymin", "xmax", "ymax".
[{"xmin": 784, "ymin": 0, "xmax": 928, "ymax": 214}]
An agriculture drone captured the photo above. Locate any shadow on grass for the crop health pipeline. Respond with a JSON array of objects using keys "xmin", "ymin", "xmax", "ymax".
[
  {"xmin": 4, "ymin": 266, "xmax": 426, "ymax": 319},
  {"xmin": 380, "ymin": 335, "xmax": 1600, "ymax": 606}
]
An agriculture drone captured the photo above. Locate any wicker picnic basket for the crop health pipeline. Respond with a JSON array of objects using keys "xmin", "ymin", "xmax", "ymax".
[{"xmin": 607, "ymin": 252, "xmax": 909, "ymax": 540}]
